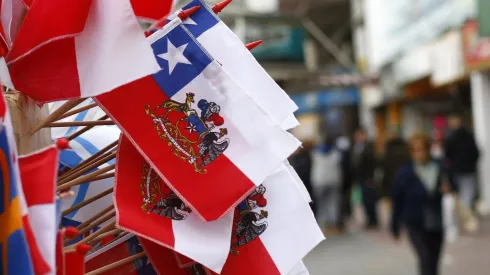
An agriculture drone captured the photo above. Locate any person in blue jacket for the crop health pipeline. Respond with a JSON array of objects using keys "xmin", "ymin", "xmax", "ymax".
[{"xmin": 391, "ymin": 133, "xmax": 456, "ymax": 275}]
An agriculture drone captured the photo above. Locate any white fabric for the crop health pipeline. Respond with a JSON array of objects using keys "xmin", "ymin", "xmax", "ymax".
[
  {"xmin": 311, "ymin": 149, "xmax": 341, "ymax": 188},
  {"xmin": 29, "ymin": 204, "xmax": 57, "ymax": 275},
  {"xmin": 259, "ymin": 167, "xmax": 324, "ymax": 274},
  {"xmin": 0, "ymin": 57, "xmax": 14, "ymax": 89},
  {"xmin": 0, "ymin": 0, "xmax": 26, "ymax": 46},
  {"xmin": 284, "ymin": 161, "xmax": 312, "ymax": 203},
  {"xmin": 75, "ymin": 0, "xmax": 160, "ymax": 97},
  {"xmin": 281, "ymin": 114, "xmax": 300, "ymax": 131},
  {"xmin": 173, "ymin": 210, "xmax": 233, "ymax": 274},
  {"xmin": 170, "ymin": 59, "xmax": 300, "ymax": 185},
  {"xmin": 287, "ymin": 261, "xmax": 310, "ymax": 275},
  {"xmin": 196, "ymin": 20, "xmax": 298, "ymax": 128}
]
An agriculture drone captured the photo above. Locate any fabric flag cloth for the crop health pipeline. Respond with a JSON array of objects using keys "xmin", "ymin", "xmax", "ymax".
[
  {"xmin": 159, "ymin": 165, "xmax": 322, "ymax": 275},
  {"xmin": 5, "ymin": 0, "xmax": 160, "ymax": 103},
  {"xmin": 0, "ymin": 0, "xmax": 28, "ymax": 52},
  {"xmin": 130, "ymin": 0, "xmax": 178, "ymax": 22},
  {"xmin": 64, "ymin": 243, "xmax": 91, "ymax": 275},
  {"xmin": 55, "ymin": 231, "xmax": 64, "ymax": 275},
  {"xmin": 56, "ymin": 125, "xmax": 119, "ymax": 224},
  {"xmin": 140, "ymin": 237, "xmax": 212, "ymax": 275},
  {"xmin": 115, "ymin": 135, "xmax": 233, "ymax": 273},
  {"xmin": 86, "ymin": 235, "xmax": 157, "ymax": 275},
  {"xmin": 19, "ymin": 145, "xmax": 59, "ymax": 275},
  {"xmin": 220, "ymin": 166, "xmax": 323, "ymax": 275},
  {"xmin": 173, "ymin": 0, "xmax": 299, "ymax": 130},
  {"xmin": 97, "ymin": 21, "xmax": 300, "ymax": 221},
  {"xmin": 0, "ymin": 123, "xmax": 35, "ymax": 275}
]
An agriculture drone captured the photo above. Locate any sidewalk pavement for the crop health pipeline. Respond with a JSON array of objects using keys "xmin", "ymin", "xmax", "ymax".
[{"xmin": 304, "ymin": 218, "xmax": 490, "ymax": 275}]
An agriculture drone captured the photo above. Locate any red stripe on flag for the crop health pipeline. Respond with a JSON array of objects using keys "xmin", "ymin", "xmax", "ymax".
[
  {"xmin": 56, "ymin": 231, "xmax": 65, "ymax": 275},
  {"xmin": 115, "ymin": 137, "xmax": 176, "ymax": 248},
  {"xmin": 7, "ymin": 0, "xmax": 91, "ymax": 63},
  {"xmin": 8, "ymin": 38, "xmax": 81, "ymax": 102},
  {"xmin": 22, "ymin": 215, "xmax": 51, "ymax": 275},
  {"xmin": 19, "ymin": 147, "xmax": 57, "ymax": 206},
  {"xmin": 130, "ymin": 0, "xmax": 173, "ymax": 21},
  {"xmin": 139, "ymin": 237, "xmax": 211, "ymax": 275},
  {"xmin": 221, "ymin": 239, "xmax": 280, "ymax": 275},
  {"xmin": 97, "ymin": 76, "xmax": 255, "ymax": 221}
]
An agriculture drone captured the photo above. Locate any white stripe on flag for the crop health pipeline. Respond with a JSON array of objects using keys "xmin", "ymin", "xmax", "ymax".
[
  {"xmin": 74, "ymin": 0, "xmax": 160, "ymax": 97},
  {"xmin": 29, "ymin": 204, "xmax": 57, "ymax": 275},
  {"xmin": 172, "ymin": 210, "xmax": 233, "ymax": 274}
]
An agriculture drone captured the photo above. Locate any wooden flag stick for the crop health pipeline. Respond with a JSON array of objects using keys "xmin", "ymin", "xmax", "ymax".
[
  {"xmin": 56, "ymin": 102, "xmax": 98, "ymax": 120},
  {"xmin": 90, "ymin": 232, "xmax": 130, "ymax": 254},
  {"xmin": 66, "ymin": 115, "xmax": 110, "ymax": 141},
  {"xmin": 73, "ymin": 219, "xmax": 116, "ymax": 246},
  {"xmin": 56, "ymin": 164, "xmax": 115, "ymax": 191},
  {"xmin": 85, "ymin": 252, "xmax": 146, "ymax": 275},
  {"xmin": 46, "ymin": 120, "xmax": 115, "ymax": 128},
  {"xmin": 90, "ymin": 172, "xmax": 115, "ymax": 182},
  {"xmin": 88, "ymin": 229, "xmax": 124, "ymax": 245},
  {"xmin": 30, "ymin": 98, "xmax": 86, "ymax": 134},
  {"xmin": 63, "ymin": 146, "xmax": 116, "ymax": 178},
  {"xmin": 75, "ymin": 205, "xmax": 114, "ymax": 232},
  {"xmin": 65, "ymin": 212, "xmax": 115, "ymax": 245},
  {"xmin": 58, "ymin": 151, "xmax": 116, "ymax": 184},
  {"xmin": 59, "ymin": 140, "xmax": 117, "ymax": 178},
  {"xmin": 61, "ymin": 187, "xmax": 113, "ymax": 216}
]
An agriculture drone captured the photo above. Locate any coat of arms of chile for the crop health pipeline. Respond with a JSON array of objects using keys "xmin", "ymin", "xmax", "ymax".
[{"xmin": 142, "ymin": 94, "xmax": 269, "ymax": 256}]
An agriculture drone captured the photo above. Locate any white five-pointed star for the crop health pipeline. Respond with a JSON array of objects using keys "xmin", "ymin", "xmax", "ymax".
[
  {"xmin": 157, "ymin": 40, "xmax": 192, "ymax": 74},
  {"xmin": 186, "ymin": 122, "xmax": 197, "ymax": 134}
]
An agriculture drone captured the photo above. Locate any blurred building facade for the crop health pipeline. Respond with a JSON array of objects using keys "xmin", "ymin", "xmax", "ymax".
[{"xmin": 354, "ymin": 0, "xmax": 490, "ymax": 214}]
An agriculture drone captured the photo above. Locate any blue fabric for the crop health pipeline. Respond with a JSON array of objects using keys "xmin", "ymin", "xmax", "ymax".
[
  {"xmin": 0, "ymin": 127, "xmax": 34, "ymax": 274},
  {"xmin": 150, "ymin": 24, "xmax": 213, "ymax": 98}
]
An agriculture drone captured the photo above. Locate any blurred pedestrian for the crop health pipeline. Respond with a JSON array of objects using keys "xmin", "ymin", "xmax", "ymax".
[
  {"xmin": 444, "ymin": 114, "xmax": 479, "ymax": 212},
  {"xmin": 391, "ymin": 134, "xmax": 455, "ymax": 275},
  {"xmin": 336, "ymin": 135, "xmax": 352, "ymax": 232},
  {"xmin": 311, "ymin": 136, "xmax": 342, "ymax": 232},
  {"xmin": 289, "ymin": 142, "xmax": 315, "ymax": 215},
  {"xmin": 351, "ymin": 127, "xmax": 378, "ymax": 229},
  {"xmin": 381, "ymin": 132, "xmax": 410, "ymax": 199}
]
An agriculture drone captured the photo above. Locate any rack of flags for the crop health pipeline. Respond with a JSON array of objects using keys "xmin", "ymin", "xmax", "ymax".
[{"xmin": 1, "ymin": 0, "xmax": 324, "ymax": 274}]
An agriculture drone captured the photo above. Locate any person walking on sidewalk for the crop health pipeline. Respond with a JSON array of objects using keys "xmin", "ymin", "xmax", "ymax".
[
  {"xmin": 444, "ymin": 114, "xmax": 479, "ymax": 212},
  {"xmin": 391, "ymin": 134, "xmax": 456, "ymax": 275},
  {"xmin": 351, "ymin": 127, "xmax": 378, "ymax": 229}
]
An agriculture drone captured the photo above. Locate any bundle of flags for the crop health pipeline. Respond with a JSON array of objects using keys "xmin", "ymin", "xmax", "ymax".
[{"xmin": 1, "ymin": 0, "xmax": 324, "ymax": 274}]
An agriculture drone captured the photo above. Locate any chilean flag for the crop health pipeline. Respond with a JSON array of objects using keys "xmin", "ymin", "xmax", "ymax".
[
  {"xmin": 97, "ymin": 21, "xmax": 300, "ymax": 221},
  {"xmin": 5, "ymin": 0, "xmax": 160, "ymax": 103},
  {"xmin": 143, "ymin": 164, "xmax": 323, "ymax": 275},
  {"xmin": 115, "ymin": 135, "xmax": 233, "ymax": 273},
  {"xmin": 131, "ymin": 0, "xmax": 178, "ymax": 22},
  {"xmin": 19, "ymin": 145, "xmax": 59, "ymax": 275},
  {"xmin": 219, "ymin": 166, "xmax": 323, "ymax": 275},
  {"xmin": 173, "ymin": 0, "xmax": 299, "ymax": 130}
]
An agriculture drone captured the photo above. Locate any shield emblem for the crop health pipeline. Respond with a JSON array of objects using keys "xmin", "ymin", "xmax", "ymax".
[{"xmin": 177, "ymin": 113, "xmax": 208, "ymax": 143}]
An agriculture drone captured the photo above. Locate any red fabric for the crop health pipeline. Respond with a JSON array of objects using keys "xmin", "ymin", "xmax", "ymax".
[
  {"xmin": 7, "ymin": 0, "xmax": 91, "ymax": 63},
  {"xmin": 139, "ymin": 237, "xmax": 212, "ymax": 275},
  {"xmin": 8, "ymin": 37, "xmax": 80, "ymax": 102},
  {"xmin": 114, "ymin": 135, "xmax": 177, "ymax": 248},
  {"xmin": 96, "ymin": 76, "xmax": 255, "ymax": 221},
  {"xmin": 64, "ymin": 244, "xmax": 90, "ymax": 275},
  {"xmin": 19, "ymin": 146, "xmax": 57, "ymax": 206},
  {"xmin": 22, "ymin": 215, "xmax": 51, "ymax": 275},
  {"xmin": 56, "ymin": 231, "xmax": 65, "ymax": 275},
  {"xmin": 130, "ymin": 0, "xmax": 173, "ymax": 21},
  {"xmin": 220, "ymin": 237, "xmax": 280, "ymax": 275}
]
